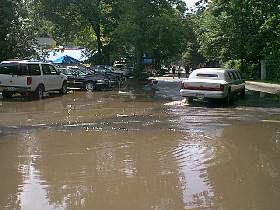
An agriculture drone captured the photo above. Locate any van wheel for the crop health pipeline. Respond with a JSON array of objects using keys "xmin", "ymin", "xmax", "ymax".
[
  {"xmin": 34, "ymin": 85, "xmax": 44, "ymax": 100},
  {"xmin": 85, "ymin": 82, "xmax": 95, "ymax": 91},
  {"xmin": 60, "ymin": 81, "xmax": 68, "ymax": 95},
  {"xmin": 224, "ymin": 89, "xmax": 231, "ymax": 105},
  {"xmin": 2, "ymin": 91, "xmax": 13, "ymax": 98},
  {"xmin": 240, "ymin": 87, "xmax": 245, "ymax": 98}
]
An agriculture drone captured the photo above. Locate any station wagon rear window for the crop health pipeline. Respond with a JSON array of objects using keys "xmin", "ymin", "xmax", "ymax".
[{"xmin": 196, "ymin": 73, "xmax": 218, "ymax": 78}]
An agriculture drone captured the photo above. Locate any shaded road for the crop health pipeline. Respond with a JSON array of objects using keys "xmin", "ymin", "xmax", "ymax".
[{"xmin": 0, "ymin": 80, "xmax": 280, "ymax": 210}]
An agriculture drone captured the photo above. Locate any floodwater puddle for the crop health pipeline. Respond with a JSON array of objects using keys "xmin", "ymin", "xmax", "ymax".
[{"xmin": 1, "ymin": 82, "xmax": 280, "ymax": 209}]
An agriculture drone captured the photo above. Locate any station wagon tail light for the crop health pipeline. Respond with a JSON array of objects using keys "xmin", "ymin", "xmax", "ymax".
[{"xmin": 27, "ymin": 76, "xmax": 32, "ymax": 85}]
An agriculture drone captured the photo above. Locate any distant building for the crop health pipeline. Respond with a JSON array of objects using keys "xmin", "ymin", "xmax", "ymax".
[{"xmin": 36, "ymin": 37, "xmax": 56, "ymax": 48}]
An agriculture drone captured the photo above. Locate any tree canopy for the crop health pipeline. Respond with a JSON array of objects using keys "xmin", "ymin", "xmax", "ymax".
[{"xmin": 0, "ymin": 0, "xmax": 279, "ymax": 80}]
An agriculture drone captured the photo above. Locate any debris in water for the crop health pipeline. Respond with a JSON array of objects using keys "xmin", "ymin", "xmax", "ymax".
[
  {"xmin": 261, "ymin": 120, "xmax": 280, "ymax": 123},
  {"xmin": 117, "ymin": 114, "xmax": 129, "ymax": 118},
  {"xmin": 164, "ymin": 99, "xmax": 188, "ymax": 106}
]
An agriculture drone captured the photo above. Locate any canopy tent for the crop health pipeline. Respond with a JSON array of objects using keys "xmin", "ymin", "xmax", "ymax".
[{"xmin": 52, "ymin": 55, "xmax": 80, "ymax": 64}]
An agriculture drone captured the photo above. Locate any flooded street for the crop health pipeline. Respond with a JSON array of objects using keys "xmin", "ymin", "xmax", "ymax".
[{"xmin": 0, "ymin": 80, "xmax": 280, "ymax": 210}]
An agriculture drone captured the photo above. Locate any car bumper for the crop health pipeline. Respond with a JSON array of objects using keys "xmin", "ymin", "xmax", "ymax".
[
  {"xmin": 180, "ymin": 89, "xmax": 227, "ymax": 99},
  {"xmin": 67, "ymin": 81, "xmax": 84, "ymax": 89},
  {"xmin": 0, "ymin": 85, "xmax": 31, "ymax": 92}
]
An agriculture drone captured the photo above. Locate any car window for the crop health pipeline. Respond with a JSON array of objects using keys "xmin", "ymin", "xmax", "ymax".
[
  {"xmin": 0, "ymin": 63, "xmax": 29, "ymax": 75},
  {"xmin": 42, "ymin": 64, "xmax": 51, "ymax": 75},
  {"xmin": 49, "ymin": 65, "xmax": 58, "ymax": 75},
  {"xmin": 27, "ymin": 64, "xmax": 41, "ymax": 75}
]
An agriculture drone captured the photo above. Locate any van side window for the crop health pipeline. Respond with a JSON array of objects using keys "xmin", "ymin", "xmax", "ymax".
[
  {"xmin": 229, "ymin": 72, "xmax": 236, "ymax": 80},
  {"xmin": 232, "ymin": 71, "xmax": 238, "ymax": 80},
  {"xmin": 236, "ymin": 71, "xmax": 242, "ymax": 80},
  {"xmin": 27, "ymin": 64, "xmax": 41, "ymax": 75},
  {"xmin": 227, "ymin": 72, "xmax": 233, "ymax": 80}
]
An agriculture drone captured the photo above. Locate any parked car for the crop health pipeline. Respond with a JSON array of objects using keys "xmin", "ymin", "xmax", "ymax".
[
  {"xmin": 112, "ymin": 63, "xmax": 132, "ymax": 77},
  {"xmin": 92, "ymin": 65, "xmax": 126, "ymax": 85},
  {"xmin": 93, "ymin": 65, "xmax": 124, "ymax": 76},
  {"xmin": 59, "ymin": 67, "xmax": 110, "ymax": 91},
  {"xmin": 0, "ymin": 60, "xmax": 67, "ymax": 99},
  {"xmin": 180, "ymin": 68, "xmax": 245, "ymax": 104}
]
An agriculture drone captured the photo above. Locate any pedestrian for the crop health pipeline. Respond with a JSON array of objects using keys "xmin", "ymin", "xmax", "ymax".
[
  {"xmin": 178, "ymin": 67, "xmax": 181, "ymax": 79},
  {"xmin": 172, "ymin": 66, "xmax": 176, "ymax": 79}
]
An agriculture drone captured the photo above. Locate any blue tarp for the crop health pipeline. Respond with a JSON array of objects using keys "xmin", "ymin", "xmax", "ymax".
[{"xmin": 52, "ymin": 55, "xmax": 80, "ymax": 64}]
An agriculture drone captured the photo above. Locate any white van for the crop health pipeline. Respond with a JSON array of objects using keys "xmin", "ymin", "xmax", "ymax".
[{"xmin": 0, "ymin": 60, "xmax": 67, "ymax": 99}]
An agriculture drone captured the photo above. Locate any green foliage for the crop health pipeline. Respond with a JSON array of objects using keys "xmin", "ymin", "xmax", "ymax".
[
  {"xmin": 0, "ymin": 0, "xmax": 36, "ymax": 61},
  {"xmin": 192, "ymin": 0, "xmax": 280, "ymax": 80},
  {"xmin": 113, "ymin": 0, "xmax": 190, "ymax": 78},
  {"xmin": 36, "ymin": 0, "xmax": 120, "ymax": 63}
]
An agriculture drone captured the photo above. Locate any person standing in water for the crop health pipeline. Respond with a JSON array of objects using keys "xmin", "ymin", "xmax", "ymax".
[
  {"xmin": 178, "ymin": 67, "xmax": 181, "ymax": 79},
  {"xmin": 172, "ymin": 66, "xmax": 176, "ymax": 79}
]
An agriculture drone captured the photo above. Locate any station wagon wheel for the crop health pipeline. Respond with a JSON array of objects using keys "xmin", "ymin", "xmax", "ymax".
[
  {"xmin": 85, "ymin": 82, "xmax": 95, "ymax": 91},
  {"xmin": 34, "ymin": 85, "xmax": 44, "ymax": 100},
  {"xmin": 224, "ymin": 89, "xmax": 231, "ymax": 105}
]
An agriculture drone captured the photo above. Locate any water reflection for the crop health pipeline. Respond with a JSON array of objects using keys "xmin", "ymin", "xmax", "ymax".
[
  {"xmin": 1, "ymin": 86, "xmax": 280, "ymax": 209},
  {"xmin": 206, "ymin": 123, "xmax": 280, "ymax": 209}
]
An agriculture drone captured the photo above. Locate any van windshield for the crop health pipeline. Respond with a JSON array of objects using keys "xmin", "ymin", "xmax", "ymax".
[{"xmin": 0, "ymin": 64, "xmax": 29, "ymax": 75}]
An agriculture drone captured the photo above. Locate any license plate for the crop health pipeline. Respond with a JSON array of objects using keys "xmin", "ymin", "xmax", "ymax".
[{"xmin": 7, "ymin": 87, "xmax": 16, "ymax": 91}]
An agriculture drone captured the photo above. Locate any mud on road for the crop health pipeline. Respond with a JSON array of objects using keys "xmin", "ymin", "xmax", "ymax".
[{"xmin": 0, "ymin": 80, "xmax": 280, "ymax": 210}]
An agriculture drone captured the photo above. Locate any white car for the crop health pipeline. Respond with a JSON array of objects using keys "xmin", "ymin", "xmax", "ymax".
[
  {"xmin": 0, "ymin": 60, "xmax": 68, "ymax": 99},
  {"xmin": 180, "ymin": 68, "xmax": 245, "ymax": 103}
]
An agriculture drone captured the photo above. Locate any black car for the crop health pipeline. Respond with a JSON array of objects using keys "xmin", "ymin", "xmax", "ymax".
[
  {"xmin": 59, "ymin": 67, "xmax": 109, "ymax": 91},
  {"xmin": 92, "ymin": 65, "xmax": 126, "ymax": 84}
]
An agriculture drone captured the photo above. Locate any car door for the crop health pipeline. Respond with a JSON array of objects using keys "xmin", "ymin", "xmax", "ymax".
[
  {"xmin": 48, "ymin": 65, "xmax": 63, "ymax": 90},
  {"xmin": 234, "ymin": 71, "xmax": 245, "ymax": 91},
  {"xmin": 229, "ymin": 71, "xmax": 240, "ymax": 92},
  {"xmin": 41, "ymin": 64, "xmax": 53, "ymax": 91}
]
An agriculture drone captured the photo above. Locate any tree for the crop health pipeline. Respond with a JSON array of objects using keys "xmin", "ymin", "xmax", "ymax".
[
  {"xmin": 0, "ymin": 0, "xmax": 36, "ymax": 61},
  {"xmin": 113, "ymin": 0, "xmax": 190, "ymax": 79},
  {"xmin": 36, "ymin": 0, "xmax": 120, "ymax": 64},
  {"xmin": 194, "ymin": 0, "xmax": 280, "ymax": 78}
]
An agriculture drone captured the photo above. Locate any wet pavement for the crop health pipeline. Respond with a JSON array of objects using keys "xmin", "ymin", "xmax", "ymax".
[{"xmin": 0, "ymin": 80, "xmax": 280, "ymax": 210}]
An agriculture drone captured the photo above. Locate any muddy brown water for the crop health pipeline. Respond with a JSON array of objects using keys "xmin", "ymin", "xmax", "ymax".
[{"xmin": 0, "ymin": 81, "xmax": 280, "ymax": 210}]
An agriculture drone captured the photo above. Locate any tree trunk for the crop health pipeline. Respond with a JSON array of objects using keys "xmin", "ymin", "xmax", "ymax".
[
  {"xmin": 260, "ymin": 59, "xmax": 266, "ymax": 80},
  {"xmin": 93, "ymin": 23, "xmax": 103, "ymax": 64},
  {"xmin": 134, "ymin": 47, "xmax": 145, "ymax": 80}
]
